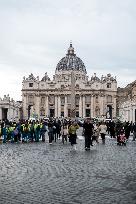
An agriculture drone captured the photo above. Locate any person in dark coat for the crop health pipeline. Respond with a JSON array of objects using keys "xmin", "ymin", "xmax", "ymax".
[
  {"xmin": 68, "ymin": 121, "xmax": 79, "ymax": 150},
  {"xmin": 109, "ymin": 121, "xmax": 116, "ymax": 138},
  {"xmin": 53, "ymin": 119, "xmax": 61, "ymax": 141},
  {"xmin": 48, "ymin": 120, "xmax": 54, "ymax": 144},
  {"xmin": 132, "ymin": 122, "xmax": 136, "ymax": 141},
  {"xmin": 83, "ymin": 118, "xmax": 94, "ymax": 150},
  {"xmin": 124, "ymin": 122, "xmax": 131, "ymax": 140}
]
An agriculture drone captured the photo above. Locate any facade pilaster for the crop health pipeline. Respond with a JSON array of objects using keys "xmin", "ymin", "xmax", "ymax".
[
  {"xmin": 35, "ymin": 94, "xmax": 40, "ymax": 118},
  {"xmin": 45, "ymin": 95, "xmax": 49, "ymax": 117},
  {"xmin": 132, "ymin": 105, "xmax": 135, "ymax": 123},
  {"xmin": 23, "ymin": 94, "xmax": 28, "ymax": 119},
  {"xmin": 83, "ymin": 95, "xmax": 85, "ymax": 117},
  {"xmin": 58, "ymin": 96, "xmax": 61, "ymax": 117},
  {"xmin": 91, "ymin": 95, "xmax": 94, "ymax": 118},
  {"xmin": 100, "ymin": 95, "xmax": 104, "ymax": 116},
  {"xmin": 64, "ymin": 95, "xmax": 67, "ymax": 117},
  {"xmin": 55, "ymin": 96, "xmax": 58, "ymax": 117},
  {"xmin": 7, "ymin": 106, "xmax": 10, "ymax": 120}
]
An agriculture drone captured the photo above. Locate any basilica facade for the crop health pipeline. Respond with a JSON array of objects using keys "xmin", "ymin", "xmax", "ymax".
[{"xmin": 22, "ymin": 43, "xmax": 117, "ymax": 120}]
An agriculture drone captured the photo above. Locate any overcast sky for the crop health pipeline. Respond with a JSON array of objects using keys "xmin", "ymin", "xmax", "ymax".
[{"xmin": 0, "ymin": 0, "xmax": 136, "ymax": 101}]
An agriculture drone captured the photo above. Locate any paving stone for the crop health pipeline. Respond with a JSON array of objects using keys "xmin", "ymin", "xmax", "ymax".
[{"xmin": 0, "ymin": 129, "xmax": 136, "ymax": 204}]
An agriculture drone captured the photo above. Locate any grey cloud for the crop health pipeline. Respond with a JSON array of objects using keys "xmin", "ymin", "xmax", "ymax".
[{"xmin": 0, "ymin": 0, "xmax": 136, "ymax": 100}]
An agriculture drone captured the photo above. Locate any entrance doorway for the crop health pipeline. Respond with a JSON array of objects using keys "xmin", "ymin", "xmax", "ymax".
[
  {"xmin": 86, "ymin": 109, "xmax": 90, "ymax": 117},
  {"xmin": 76, "ymin": 111, "xmax": 79, "ymax": 117},
  {"xmin": 107, "ymin": 105, "xmax": 112, "ymax": 119},
  {"xmin": 2, "ymin": 108, "xmax": 8, "ymax": 120},
  {"xmin": 68, "ymin": 109, "xmax": 71, "ymax": 117},
  {"xmin": 50, "ymin": 109, "xmax": 54, "ymax": 117},
  {"xmin": 61, "ymin": 112, "xmax": 64, "ymax": 117}
]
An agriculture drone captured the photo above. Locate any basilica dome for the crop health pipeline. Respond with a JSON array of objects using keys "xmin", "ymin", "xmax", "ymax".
[{"xmin": 56, "ymin": 43, "xmax": 87, "ymax": 73}]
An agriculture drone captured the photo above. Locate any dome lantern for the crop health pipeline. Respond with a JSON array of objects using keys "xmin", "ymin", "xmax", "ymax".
[{"xmin": 67, "ymin": 42, "xmax": 75, "ymax": 56}]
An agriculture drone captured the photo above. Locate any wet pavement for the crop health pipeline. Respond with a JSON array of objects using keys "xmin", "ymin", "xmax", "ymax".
[{"xmin": 0, "ymin": 129, "xmax": 136, "ymax": 204}]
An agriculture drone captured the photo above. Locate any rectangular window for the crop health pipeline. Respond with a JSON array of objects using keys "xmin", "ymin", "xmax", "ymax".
[
  {"xmin": 48, "ymin": 95, "xmax": 55, "ymax": 104},
  {"xmin": 85, "ymin": 96, "xmax": 91, "ymax": 104},
  {"xmin": 61, "ymin": 96, "xmax": 65, "ymax": 104},
  {"xmin": 28, "ymin": 95, "xmax": 34, "ymax": 103},
  {"xmin": 107, "ymin": 95, "xmax": 112, "ymax": 103},
  {"xmin": 40, "ymin": 109, "xmax": 45, "ymax": 116},
  {"xmin": 41, "ymin": 97, "xmax": 45, "ymax": 105},
  {"xmin": 67, "ymin": 95, "xmax": 71, "ymax": 103},
  {"xmin": 61, "ymin": 85, "xmax": 64, "ymax": 89},
  {"xmin": 76, "ymin": 111, "xmax": 79, "ymax": 117},
  {"xmin": 107, "ymin": 83, "xmax": 111, "ymax": 88},
  {"xmin": 75, "ymin": 96, "xmax": 80, "ymax": 105},
  {"xmin": 29, "ymin": 83, "xmax": 33, "ymax": 87}
]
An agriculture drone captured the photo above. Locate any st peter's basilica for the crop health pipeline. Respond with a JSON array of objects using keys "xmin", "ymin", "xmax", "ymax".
[{"xmin": 22, "ymin": 43, "xmax": 117, "ymax": 120}]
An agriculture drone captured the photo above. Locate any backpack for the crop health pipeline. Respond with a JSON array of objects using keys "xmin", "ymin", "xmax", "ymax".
[{"xmin": 14, "ymin": 129, "xmax": 19, "ymax": 135}]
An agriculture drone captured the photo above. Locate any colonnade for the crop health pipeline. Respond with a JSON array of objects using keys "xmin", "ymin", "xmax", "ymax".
[{"xmin": 23, "ymin": 94, "xmax": 115, "ymax": 119}]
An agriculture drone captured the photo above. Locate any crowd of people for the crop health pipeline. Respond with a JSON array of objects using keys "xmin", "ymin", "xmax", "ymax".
[{"xmin": 0, "ymin": 118, "xmax": 136, "ymax": 150}]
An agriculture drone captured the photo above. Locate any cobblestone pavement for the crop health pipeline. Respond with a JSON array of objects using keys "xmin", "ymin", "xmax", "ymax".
[{"xmin": 0, "ymin": 129, "xmax": 136, "ymax": 204}]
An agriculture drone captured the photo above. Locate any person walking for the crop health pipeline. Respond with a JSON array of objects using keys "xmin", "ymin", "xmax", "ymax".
[
  {"xmin": 124, "ymin": 122, "xmax": 131, "ymax": 140},
  {"xmin": 132, "ymin": 122, "xmax": 136, "ymax": 141},
  {"xmin": 93, "ymin": 123, "xmax": 100, "ymax": 143},
  {"xmin": 99, "ymin": 121, "xmax": 107, "ymax": 144},
  {"xmin": 61, "ymin": 124, "xmax": 68, "ymax": 144},
  {"xmin": 68, "ymin": 121, "xmax": 79, "ymax": 150},
  {"xmin": 48, "ymin": 120, "xmax": 54, "ymax": 144},
  {"xmin": 83, "ymin": 118, "xmax": 94, "ymax": 150},
  {"xmin": 40, "ymin": 122, "xmax": 47, "ymax": 142}
]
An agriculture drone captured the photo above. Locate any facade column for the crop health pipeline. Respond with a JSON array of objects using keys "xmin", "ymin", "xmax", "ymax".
[
  {"xmin": 91, "ymin": 95, "xmax": 94, "ymax": 118},
  {"xmin": 35, "ymin": 94, "xmax": 40, "ymax": 118},
  {"xmin": 55, "ymin": 96, "xmax": 58, "ymax": 118},
  {"xmin": 7, "ymin": 107, "xmax": 10, "ymax": 121},
  {"xmin": 58, "ymin": 96, "xmax": 61, "ymax": 117},
  {"xmin": 13, "ymin": 108, "xmax": 15, "ymax": 120},
  {"xmin": 8, "ymin": 106, "xmax": 13, "ymax": 121},
  {"xmin": 100, "ymin": 95, "xmax": 104, "ymax": 117},
  {"xmin": 79, "ymin": 96, "xmax": 82, "ymax": 117},
  {"xmin": 64, "ymin": 95, "xmax": 67, "ymax": 117},
  {"xmin": 45, "ymin": 95, "xmax": 49, "ymax": 117},
  {"xmin": 83, "ymin": 95, "xmax": 85, "ymax": 117},
  {"xmin": 130, "ymin": 104, "xmax": 133, "ymax": 122},
  {"xmin": 23, "ymin": 95, "xmax": 28, "ymax": 120}
]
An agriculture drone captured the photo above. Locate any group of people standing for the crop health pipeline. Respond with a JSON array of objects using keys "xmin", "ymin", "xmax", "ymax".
[
  {"xmin": 0, "ymin": 119, "xmax": 79, "ymax": 149},
  {"xmin": 83, "ymin": 119, "xmax": 136, "ymax": 150},
  {"xmin": 0, "ymin": 118, "xmax": 136, "ymax": 150}
]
